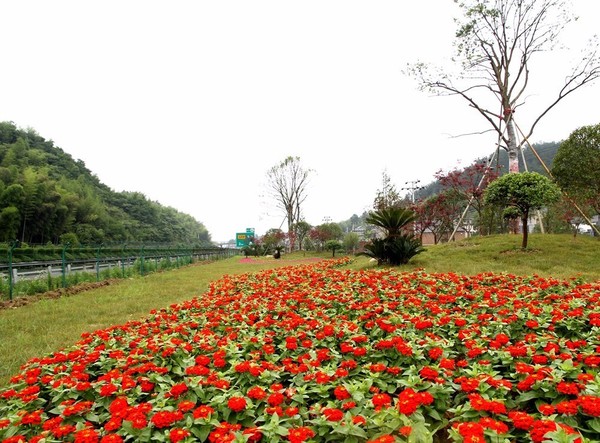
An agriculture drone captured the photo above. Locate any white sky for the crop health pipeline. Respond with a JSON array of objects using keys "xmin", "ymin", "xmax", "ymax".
[{"xmin": 1, "ymin": 1, "xmax": 599, "ymax": 242}]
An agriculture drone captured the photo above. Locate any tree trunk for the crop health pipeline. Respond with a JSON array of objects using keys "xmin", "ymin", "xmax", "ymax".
[
  {"xmin": 506, "ymin": 119, "xmax": 520, "ymax": 173},
  {"xmin": 521, "ymin": 212, "xmax": 529, "ymax": 249}
]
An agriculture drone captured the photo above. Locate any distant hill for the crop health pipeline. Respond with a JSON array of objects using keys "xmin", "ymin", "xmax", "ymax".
[{"xmin": 0, "ymin": 121, "xmax": 212, "ymax": 245}]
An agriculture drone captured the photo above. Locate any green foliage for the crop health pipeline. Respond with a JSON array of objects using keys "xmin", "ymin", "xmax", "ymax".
[
  {"xmin": 365, "ymin": 207, "xmax": 416, "ymax": 238},
  {"xmin": 292, "ymin": 220, "xmax": 312, "ymax": 251},
  {"xmin": 485, "ymin": 172, "xmax": 561, "ymax": 214},
  {"xmin": 342, "ymin": 232, "xmax": 360, "ymax": 254},
  {"xmin": 362, "ymin": 207, "xmax": 424, "ymax": 265},
  {"xmin": 324, "ymin": 239, "xmax": 342, "ymax": 257},
  {"xmin": 484, "ymin": 172, "xmax": 561, "ymax": 248},
  {"xmin": 260, "ymin": 228, "xmax": 286, "ymax": 253},
  {"xmin": 361, "ymin": 236, "xmax": 425, "ymax": 265},
  {"xmin": 0, "ymin": 121, "xmax": 212, "ymax": 245},
  {"xmin": 552, "ymin": 123, "xmax": 600, "ymax": 214},
  {"xmin": 373, "ymin": 170, "xmax": 405, "ymax": 210}
]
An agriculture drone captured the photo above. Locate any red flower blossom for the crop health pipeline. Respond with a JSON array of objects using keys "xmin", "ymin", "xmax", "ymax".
[
  {"xmin": 227, "ymin": 396, "xmax": 247, "ymax": 412},
  {"xmin": 367, "ymin": 435, "xmax": 396, "ymax": 443},
  {"xmin": 334, "ymin": 385, "xmax": 351, "ymax": 400},
  {"xmin": 287, "ymin": 426, "xmax": 316, "ymax": 443},
  {"xmin": 322, "ymin": 407, "xmax": 344, "ymax": 421},
  {"xmin": 100, "ymin": 435, "xmax": 124, "ymax": 443},
  {"xmin": 74, "ymin": 428, "xmax": 100, "ymax": 443},
  {"xmin": 193, "ymin": 404, "xmax": 214, "ymax": 419},
  {"xmin": 150, "ymin": 410, "xmax": 183, "ymax": 429},
  {"xmin": 169, "ymin": 428, "xmax": 191, "ymax": 443},
  {"xmin": 372, "ymin": 393, "xmax": 392, "ymax": 409}
]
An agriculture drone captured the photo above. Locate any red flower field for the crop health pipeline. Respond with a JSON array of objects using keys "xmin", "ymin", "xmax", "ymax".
[{"xmin": 1, "ymin": 258, "xmax": 600, "ymax": 442}]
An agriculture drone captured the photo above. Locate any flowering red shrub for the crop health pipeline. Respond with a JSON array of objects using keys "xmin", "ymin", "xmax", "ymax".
[{"xmin": 1, "ymin": 257, "xmax": 600, "ymax": 442}]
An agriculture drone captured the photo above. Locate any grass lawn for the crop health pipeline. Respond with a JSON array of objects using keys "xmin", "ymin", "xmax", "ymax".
[{"xmin": 1, "ymin": 233, "xmax": 598, "ymax": 387}]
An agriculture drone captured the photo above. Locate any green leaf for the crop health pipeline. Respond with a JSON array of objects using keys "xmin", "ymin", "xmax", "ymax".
[
  {"xmin": 587, "ymin": 417, "xmax": 600, "ymax": 433},
  {"xmin": 191, "ymin": 424, "xmax": 212, "ymax": 441}
]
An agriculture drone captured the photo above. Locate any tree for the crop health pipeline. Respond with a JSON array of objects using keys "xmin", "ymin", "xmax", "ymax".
[
  {"xmin": 413, "ymin": 191, "xmax": 463, "ymax": 244},
  {"xmin": 409, "ymin": 0, "xmax": 600, "ymax": 173},
  {"xmin": 292, "ymin": 220, "xmax": 312, "ymax": 251},
  {"xmin": 342, "ymin": 232, "xmax": 360, "ymax": 255},
  {"xmin": 266, "ymin": 157, "xmax": 311, "ymax": 251},
  {"xmin": 552, "ymin": 123, "xmax": 600, "ymax": 218},
  {"xmin": 435, "ymin": 161, "xmax": 500, "ymax": 235},
  {"xmin": 309, "ymin": 223, "xmax": 343, "ymax": 251},
  {"xmin": 325, "ymin": 240, "xmax": 343, "ymax": 257},
  {"xmin": 484, "ymin": 172, "xmax": 561, "ymax": 248},
  {"xmin": 373, "ymin": 170, "xmax": 403, "ymax": 210},
  {"xmin": 260, "ymin": 228, "xmax": 286, "ymax": 254},
  {"xmin": 0, "ymin": 206, "xmax": 20, "ymax": 241}
]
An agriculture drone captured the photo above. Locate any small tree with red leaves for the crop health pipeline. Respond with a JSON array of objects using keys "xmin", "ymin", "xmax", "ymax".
[{"xmin": 435, "ymin": 160, "xmax": 500, "ymax": 235}]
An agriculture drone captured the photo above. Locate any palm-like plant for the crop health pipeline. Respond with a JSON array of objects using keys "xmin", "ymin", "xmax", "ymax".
[
  {"xmin": 365, "ymin": 207, "xmax": 417, "ymax": 238},
  {"xmin": 361, "ymin": 207, "xmax": 424, "ymax": 266}
]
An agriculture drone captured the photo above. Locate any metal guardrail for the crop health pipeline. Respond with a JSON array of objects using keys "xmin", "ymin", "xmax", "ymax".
[{"xmin": 0, "ymin": 245, "xmax": 238, "ymax": 301}]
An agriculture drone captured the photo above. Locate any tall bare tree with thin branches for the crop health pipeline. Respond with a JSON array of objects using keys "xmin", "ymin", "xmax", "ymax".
[
  {"xmin": 408, "ymin": 0, "xmax": 599, "ymax": 173},
  {"xmin": 266, "ymin": 156, "xmax": 311, "ymax": 251}
]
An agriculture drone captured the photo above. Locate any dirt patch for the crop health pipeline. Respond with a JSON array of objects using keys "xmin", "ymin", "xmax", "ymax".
[{"xmin": 0, "ymin": 280, "xmax": 119, "ymax": 311}]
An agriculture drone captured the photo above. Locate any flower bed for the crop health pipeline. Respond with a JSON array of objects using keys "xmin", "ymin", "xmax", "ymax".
[{"xmin": 1, "ymin": 258, "xmax": 600, "ymax": 442}]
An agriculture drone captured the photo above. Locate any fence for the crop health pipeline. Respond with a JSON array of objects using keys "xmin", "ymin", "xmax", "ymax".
[{"xmin": 0, "ymin": 242, "xmax": 238, "ymax": 301}]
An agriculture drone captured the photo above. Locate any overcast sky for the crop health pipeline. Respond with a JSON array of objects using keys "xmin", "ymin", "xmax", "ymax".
[{"xmin": 2, "ymin": 1, "xmax": 599, "ymax": 242}]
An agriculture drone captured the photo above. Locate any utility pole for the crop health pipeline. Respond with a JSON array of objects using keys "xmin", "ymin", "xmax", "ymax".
[{"xmin": 401, "ymin": 180, "xmax": 424, "ymax": 204}]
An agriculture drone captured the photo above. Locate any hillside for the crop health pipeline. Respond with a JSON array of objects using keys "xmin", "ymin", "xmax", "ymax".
[{"xmin": 0, "ymin": 121, "xmax": 211, "ymax": 245}]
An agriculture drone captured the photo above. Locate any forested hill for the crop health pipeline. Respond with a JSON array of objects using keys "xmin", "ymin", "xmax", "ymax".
[
  {"xmin": 416, "ymin": 141, "xmax": 560, "ymax": 200},
  {"xmin": 0, "ymin": 121, "xmax": 212, "ymax": 245}
]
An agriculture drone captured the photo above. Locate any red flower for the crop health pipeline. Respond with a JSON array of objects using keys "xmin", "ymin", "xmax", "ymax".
[
  {"xmin": 372, "ymin": 393, "xmax": 392, "ymax": 408},
  {"xmin": 227, "ymin": 396, "xmax": 247, "ymax": 412},
  {"xmin": 150, "ymin": 410, "xmax": 183, "ymax": 429},
  {"xmin": 322, "ymin": 407, "xmax": 344, "ymax": 421},
  {"xmin": 243, "ymin": 427, "xmax": 262, "ymax": 442},
  {"xmin": 51, "ymin": 425, "xmax": 76, "ymax": 438},
  {"xmin": 334, "ymin": 385, "xmax": 351, "ymax": 400},
  {"xmin": 428, "ymin": 347, "xmax": 443, "ymax": 360},
  {"xmin": 193, "ymin": 404, "xmax": 215, "ymax": 419},
  {"xmin": 100, "ymin": 435, "xmax": 124, "ymax": 443},
  {"xmin": 557, "ymin": 381, "xmax": 580, "ymax": 395},
  {"xmin": 367, "ymin": 435, "xmax": 396, "ymax": 443},
  {"xmin": 578, "ymin": 395, "xmax": 600, "ymax": 416},
  {"xmin": 247, "ymin": 386, "xmax": 267, "ymax": 400},
  {"xmin": 74, "ymin": 428, "xmax": 100, "ymax": 443},
  {"xmin": 287, "ymin": 426, "xmax": 316, "ymax": 443},
  {"xmin": 169, "ymin": 428, "xmax": 191, "ymax": 443},
  {"xmin": 419, "ymin": 366, "xmax": 439, "ymax": 381},
  {"xmin": 538, "ymin": 403, "xmax": 556, "ymax": 416},
  {"xmin": 267, "ymin": 392, "xmax": 285, "ymax": 407},
  {"xmin": 178, "ymin": 400, "xmax": 196, "ymax": 412},
  {"xmin": 352, "ymin": 415, "xmax": 366, "ymax": 425},
  {"xmin": 166, "ymin": 383, "xmax": 188, "ymax": 398},
  {"xmin": 460, "ymin": 378, "xmax": 480, "ymax": 392}
]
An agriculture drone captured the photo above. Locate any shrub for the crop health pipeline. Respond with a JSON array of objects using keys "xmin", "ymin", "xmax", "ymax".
[{"xmin": 361, "ymin": 207, "xmax": 425, "ymax": 265}]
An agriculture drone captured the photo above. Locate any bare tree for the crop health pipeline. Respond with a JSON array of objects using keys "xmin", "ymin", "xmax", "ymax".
[
  {"xmin": 266, "ymin": 156, "xmax": 311, "ymax": 251},
  {"xmin": 408, "ymin": 0, "xmax": 599, "ymax": 173}
]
